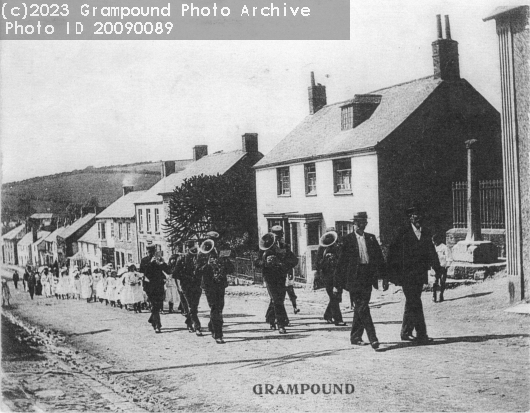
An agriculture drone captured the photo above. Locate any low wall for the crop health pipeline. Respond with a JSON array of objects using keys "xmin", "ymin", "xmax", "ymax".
[{"xmin": 446, "ymin": 228, "xmax": 506, "ymax": 258}]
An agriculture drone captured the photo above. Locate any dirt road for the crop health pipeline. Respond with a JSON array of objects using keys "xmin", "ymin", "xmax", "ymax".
[{"xmin": 2, "ymin": 271, "xmax": 529, "ymax": 412}]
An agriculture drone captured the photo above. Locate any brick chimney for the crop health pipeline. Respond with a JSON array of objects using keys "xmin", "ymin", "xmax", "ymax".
[
  {"xmin": 123, "ymin": 186, "xmax": 134, "ymax": 196},
  {"xmin": 160, "ymin": 161, "xmax": 176, "ymax": 178},
  {"xmin": 308, "ymin": 72, "xmax": 327, "ymax": 115},
  {"xmin": 432, "ymin": 15, "xmax": 460, "ymax": 81},
  {"xmin": 193, "ymin": 145, "xmax": 208, "ymax": 161},
  {"xmin": 242, "ymin": 133, "xmax": 258, "ymax": 153}
]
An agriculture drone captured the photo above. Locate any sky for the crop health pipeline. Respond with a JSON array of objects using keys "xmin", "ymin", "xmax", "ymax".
[{"xmin": 0, "ymin": 0, "xmax": 525, "ymax": 184}]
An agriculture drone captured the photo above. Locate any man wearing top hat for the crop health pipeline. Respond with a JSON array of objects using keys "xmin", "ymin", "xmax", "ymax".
[
  {"xmin": 333, "ymin": 212, "xmax": 388, "ymax": 350},
  {"xmin": 259, "ymin": 225, "xmax": 298, "ymax": 334},
  {"xmin": 388, "ymin": 203, "xmax": 441, "ymax": 344},
  {"xmin": 140, "ymin": 241, "xmax": 169, "ymax": 333}
]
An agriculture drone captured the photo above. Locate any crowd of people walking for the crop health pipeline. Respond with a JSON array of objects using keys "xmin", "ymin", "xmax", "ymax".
[{"xmin": 6, "ymin": 204, "xmax": 450, "ymax": 351}]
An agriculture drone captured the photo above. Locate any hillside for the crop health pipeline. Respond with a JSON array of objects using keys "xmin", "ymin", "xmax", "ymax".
[{"xmin": 1, "ymin": 160, "xmax": 192, "ymax": 221}]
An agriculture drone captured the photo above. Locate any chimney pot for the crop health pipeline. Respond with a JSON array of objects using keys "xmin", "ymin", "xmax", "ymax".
[
  {"xmin": 242, "ymin": 133, "xmax": 258, "ymax": 153},
  {"xmin": 193, "ymin": 145, "xmax": 208, "ymax": 162},
  {"xmin": 123, "ymin": 186, "xmax": 134, "ymax": 196},
  {"xmin": 436, "ymin": 14, "xmax": 443, "ymax": 39},
  {"xmin": 445, "ymin": 15, "xmax": 452, "ymax": 39}
]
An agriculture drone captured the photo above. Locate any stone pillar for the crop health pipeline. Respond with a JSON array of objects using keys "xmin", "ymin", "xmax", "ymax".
[
  {"xmin": 452, "ymin": 140, "xmax": 498, "ymax": 264},
  {"xmin": 465, "ymin": 139, "xmax": 482, "ymax": 242}
]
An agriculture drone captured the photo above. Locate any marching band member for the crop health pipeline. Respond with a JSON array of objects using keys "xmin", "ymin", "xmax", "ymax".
[
  {"xmin": 175, "ymin": 241, "xmax": 203, "ymax": 335},
  {"xmin": 316, "ymin": 227, "xmax": 346, "ymax": 326},
  {"xmin": 257, "ymin": 225, "xmax": 298, "ymax": 334},
  {"xmin": 196, "ymin": 231, "xmax": 233, "ymax": 344},
  {"xmin": 140, "ymin": 242, "xmax": 169, "ymax": 333}
]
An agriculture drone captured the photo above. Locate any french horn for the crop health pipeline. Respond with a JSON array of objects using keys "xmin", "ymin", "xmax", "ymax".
[{"xmin": 319, "ymin": 230, "xmax": 338, "ymax": 248}]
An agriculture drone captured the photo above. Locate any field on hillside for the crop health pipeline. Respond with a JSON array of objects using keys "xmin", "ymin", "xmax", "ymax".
[{"xmin": 1, "ymin": 160, "xmax": 191, "ymax": 220}]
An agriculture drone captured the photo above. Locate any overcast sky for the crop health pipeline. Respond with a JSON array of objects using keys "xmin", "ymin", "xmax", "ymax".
[{"xmin": 0, "ymin": 0, "xmax": 522, "ymax": 184}]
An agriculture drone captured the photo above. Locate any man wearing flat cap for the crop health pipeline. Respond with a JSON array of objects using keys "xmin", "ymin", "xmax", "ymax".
[
  {"xmin": 333, "ymin": 212, "xmax": 388, "ymax": 350},
  {"xmin": 388, "ymin": 203, "xmax": 441, "ymax": 344},
  {"xmin": 140, "ymin": 242, "xmax": 169, "ymax": 333}
]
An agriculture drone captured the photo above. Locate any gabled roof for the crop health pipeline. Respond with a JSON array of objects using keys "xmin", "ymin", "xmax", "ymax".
[
  {"xmin": 96, "ymin": 190, "xmax": 146, "ymax": 219},
  {"xmin": 30, "ymin": 213, "xmax": 54, "ymax": 219},
  {"xmin": 2, "ymin": 224, "xmax": 25, "ymax": 240},
  {"xmin": 255, "ymin": 76, "xmax": 443, "ymax": 169},
  {"xmin": 78, "ymin": 223, "xmax": 99, "ymax": 245},
  {"xmin": 60, "ymin": 214, "xmax": 96, "ymax": 239},
  {"xmin": 33, "ymin": 232, "xmax": 51, "ymax": 246},
  {"xmin": 44, "ymin": 226, "xmax": 66, "ymax": 243},
  {"xmin": 135, "ymin": 150, "xmax": 248, "ymax": 204},
  {"xmin": 18, "ymin": 230, "xmax": 50, "ymax": 246}
]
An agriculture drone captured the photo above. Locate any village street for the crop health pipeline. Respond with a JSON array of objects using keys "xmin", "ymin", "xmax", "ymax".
[{"xmin": 2, "ymin": 269, "xmax": 529, "ymax": 412}]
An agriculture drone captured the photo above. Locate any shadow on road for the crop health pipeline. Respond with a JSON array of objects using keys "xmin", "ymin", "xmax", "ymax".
[
  {"xmin": 108, "ymin": 347, "xmax": 351, "ymax": 375},
  {"xmin": 377, "ymin": 333, "xmax": 529, "ymax": 352},
  {"xmin": 442, "ymin": 292, "xmax": 493, "ymax": 302}
]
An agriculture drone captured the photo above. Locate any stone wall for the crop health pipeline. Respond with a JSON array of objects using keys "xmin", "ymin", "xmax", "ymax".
[{"xmin": 446, "ymin": 228, "xmax": 506, "ymax": 258}]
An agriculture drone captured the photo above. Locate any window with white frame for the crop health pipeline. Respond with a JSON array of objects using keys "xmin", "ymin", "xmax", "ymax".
[
  {"xmin": 98, "ymin": 222, "xmax": 106, "ymax": 239},
  {"xmin": 110, "ymin": 222, "xmax": 115, "ymax": 238},
  {"xmin": 304, "ymin": 163, "xmax": 317, "ymax": 195},
  {"xmin": 335, "ymin": 221, "xmax": 354, "ymax": 238},
  {"xmin": 138, "ymin": 210, "xmax": 144, "ymax": 232},
  {"xmin": 333, "ymin": 158, "xmax": 352, "ymax": 193},
  {"xmin": 126, "ymin": 222, "xmax": 131, "ymax": 242},
  {"xmin": 307, "ymin": 221, "xmax": 321, "ymax": 246},
  {"xmin": 118, "ymin": 223, "xmax": 123, "ymax": 240},
  {"xmin": 277, "ymin": 167, "xmax": 291, "ymax": 196},
  {"xmin": 127, "ymin": 253, "xmax": 133, "ymax": 263},
  {"xmin": 154, "ymin": 209, "xmax": 160, "ymax": 233},
  {"xmin": 146, "ymin": 209, "xmax": 152, "ymax": 232}
]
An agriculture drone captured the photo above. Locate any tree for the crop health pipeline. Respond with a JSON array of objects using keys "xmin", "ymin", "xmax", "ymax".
[
  {"xmin": 165, "ymin": 172, "xmax": 257, "ymax": 253},
  {"xmin": 65, "ymin": 203, "xmax": 82, "ymax": 224}
]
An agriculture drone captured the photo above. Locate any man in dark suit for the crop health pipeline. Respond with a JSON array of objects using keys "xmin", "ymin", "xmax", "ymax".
[
  {"xmin": 388, "ymin": 204, "xmax": 441, "ymax": 344},
  {"xmin": 258, "ymin": 226, "xmax": 298, "ymax": 334},
  {"xmin": 140, "ymin": 243, "xmax": 168, "ymax": 333},
  {"xmin": 333, "ymin": 212, "xmax": 388, "ymax": 350},
  {"xmin": 316, "ymin": 227, "xmax": 345, "ymax": 326}
]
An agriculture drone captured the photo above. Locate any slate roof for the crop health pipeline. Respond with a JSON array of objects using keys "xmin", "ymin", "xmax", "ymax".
[
  {"xmin": 96, "ymin": 190, "xmax": 146, "ymax": 219},
  {"xmin": 44, "ymin": 227, "xmax": 67, "ymax": 243},
  {"xmin": 18, "ymin": 231, "xmax": 50, "ymax": 246},
  {"xmin": 60, "ymin": 214, "xmax": 96, "ymax": 239},
  {"xmin": 30, "ymin": 213, "xmax": 54, "ymax": 219},
  {"xmin": 135, "ymin": 150, "xmax": 247, "ymax": 204},
  {"xmin": 78, "ymin": 223, "xmax": 99, "ymax": 245},
  {"xmin": 255, "ymin": 76, "xmax": 443, "ymax": 169},
  {"xmin": 2, "ymin": 224, "xmax": 25, "ymax": 240}
]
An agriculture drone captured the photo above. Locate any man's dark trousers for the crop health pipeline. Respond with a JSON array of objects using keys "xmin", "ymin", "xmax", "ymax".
[
  {"xmin": 349, "ymin": 266, "xmax": 377, "ymax": 343},
  {"xmin": 324, "ymin": 286, "xmax": 343, "ymax": 323},
  {"xmin": 148, "ymin": 297, "xmax": 163, "ymax": 329},
  {"xmin": 182, "ymin": 284, "xmax": 202, "ymax": 330},
  {"xmin": 205, "ymin": 286, "xmax": 225, "ymax": 339},
  {"xmin": 264, "ymin": 276, "xmax": 288, "ymax": 328},
  {"xmin": 401, "ymin": 282, "xmax": 427, "ymax": 338}
]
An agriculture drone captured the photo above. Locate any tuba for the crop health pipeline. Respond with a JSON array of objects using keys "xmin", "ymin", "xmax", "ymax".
[
  {"xmin": 199, "ymin": 239, "xmax": 215, "ymax": 255},
  {"xmin": 259, "ymin": 233, "xmax": 277, "ymax": 251},
  {"xmin": 319, "ymin": 230, "xmax": 338, "ymax": 248}
]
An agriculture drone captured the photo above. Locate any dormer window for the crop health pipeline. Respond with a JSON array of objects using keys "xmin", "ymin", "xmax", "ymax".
[{"xmin": 341, "ymin": 95, "xmax": 382, "ymax": 131}]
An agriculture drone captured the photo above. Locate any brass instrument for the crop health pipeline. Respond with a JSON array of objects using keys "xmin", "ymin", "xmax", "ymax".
[{"xmin": 319, "ymin": 230, "xmax": 338, "ymax": 248}]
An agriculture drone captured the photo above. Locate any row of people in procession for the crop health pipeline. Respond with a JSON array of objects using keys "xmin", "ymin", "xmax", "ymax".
[{"xmin": 19, "ymin": 203, "xmax": 446, "ymax": 350}]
